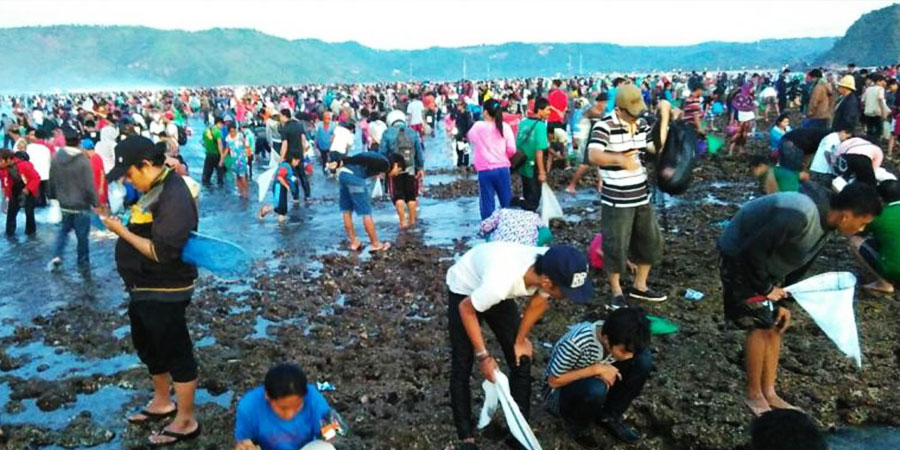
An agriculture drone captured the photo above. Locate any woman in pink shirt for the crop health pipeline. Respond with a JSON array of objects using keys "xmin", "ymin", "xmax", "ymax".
[
  {"xmin": 834, "ymin": 137, "xmax": 884, "ymax": 186},
  {"xmin": 467, "ymin": 99, "xmax": 516, "ymax": 219}
]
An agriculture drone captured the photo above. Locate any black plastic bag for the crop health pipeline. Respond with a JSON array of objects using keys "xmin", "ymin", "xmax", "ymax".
[{"xmin": 656, "ymin": 122, "xmax": 698, "ymax": 195}]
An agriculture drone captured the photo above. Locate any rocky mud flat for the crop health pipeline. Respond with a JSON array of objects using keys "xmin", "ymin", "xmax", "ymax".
[{"xmin": 2, "ymin": 137, "xmax": 900, "ymax": 449}]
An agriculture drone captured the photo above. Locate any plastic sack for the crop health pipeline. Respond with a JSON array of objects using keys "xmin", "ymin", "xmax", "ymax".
[
  {"xmin": 537, "ymin": 227, "xmax": 553, "ymax": 246},
  {"xmin": 785, "ymin": 272, "xmax": 861, "ymax": 368},
  {"xmin": 647, "ymin": 315, "xmax": 679, "ymax": 335},
  {"xmin": 108, "ymin": 182, "xmax": 126, "ymax": 214},
  {"xmin": 539, "ymin": 184, "xmax": 564, "ymax": 225},
  {"xmin": 371, "ymin": 178, "xmax": 384, "ymax": 199},
  {"xmin": 181, "ymin": 232, "xmax": 252, "ymax": 279},
  {"xmin": 588, "ymin": 233, "xmax": 603, "ymax": 269},
  {"xmin": 656, "ymin": 122, "xmax": 698, "ymax": 195},
  {"xmin": 712, "ymin": 102, "xmax": 725, "ymax": 115},
  {"xmin": 47, "ymin": 200, "xmax": 62, "ymax": 224},
  {"xmin": 477, "ymin": 370, "xmax": 542, "ymax": 450},
  {"xmin": 706, "ymin": 135, "xmax": 724, "ymax": 154},
  {"xmin": 257, "ymin": 166, "xmax": 277, "ymax": 203}
]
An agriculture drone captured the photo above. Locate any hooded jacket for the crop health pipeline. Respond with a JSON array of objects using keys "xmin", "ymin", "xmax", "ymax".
[
  {"xmin": 95, "ymin": 126, "xmax": 119, "ymax": 174},
  {"xmin": 48, "ymin": 146, "xmax": 98, "ymax": 212}
]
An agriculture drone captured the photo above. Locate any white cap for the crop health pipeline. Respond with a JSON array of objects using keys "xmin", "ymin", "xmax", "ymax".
[{"xmin": 386, "ymin": 110, "xmax": 406, "ymax": 126}]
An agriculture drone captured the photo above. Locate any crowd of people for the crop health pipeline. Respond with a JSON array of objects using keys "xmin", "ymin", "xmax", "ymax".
[{"xmin": 2, "ymin": 62, "xmax": 900, "ymax": 449}]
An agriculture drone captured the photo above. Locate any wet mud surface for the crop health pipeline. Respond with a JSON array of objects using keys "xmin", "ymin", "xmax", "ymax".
[{"xmin": 3, "ymin": 119, "xmax": 900, "ymax": 449}]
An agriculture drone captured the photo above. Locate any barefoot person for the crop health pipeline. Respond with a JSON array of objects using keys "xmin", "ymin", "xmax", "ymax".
[
  {"xmin": 851, "ymin": 179, "xmax": 900, "ymax": 295},
  {"xmin": 447, "ymin": 242, "xmax": 592, "ymax": 450},
  {"xmin": 717, "ymin": 182, "xmax": 881, "ymax": 416},
  {"xmin": 380, "ymin": 110, "xmax": 424, "ymax": 228},
  {"xmin": 259, "ymin": 154, "xmax": 301, "ymax": 225},
  {"xmin": 100, "ymin": 136, "xmax": 201, "ymax": 446},
  {"xmin": 234, "ymin": 363, "xmax": 336, "ymax": 450},
  {"xmin": 328, "ymin": 152, "xmax": 403, "ymax": 252}
]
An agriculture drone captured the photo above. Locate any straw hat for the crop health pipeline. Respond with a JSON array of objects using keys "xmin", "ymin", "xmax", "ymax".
[{"xmin": 838, "ymin": 75, "xmax": 856, "ymax": 91}]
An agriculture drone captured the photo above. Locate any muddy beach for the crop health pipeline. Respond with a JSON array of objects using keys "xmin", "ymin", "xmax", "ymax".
[{"xmin": 2, "ymin": 120, "xmax": 900, "ymax": 450}]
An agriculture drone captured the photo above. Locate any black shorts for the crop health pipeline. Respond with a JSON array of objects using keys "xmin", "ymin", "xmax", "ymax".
[
  {"xmin": 128, "ymin": 300, "xmax": 197, "ymax": 383},
  {"xmin": 390, "ymin": 173, "xmax": 418, "ymax": 203},
  {"xmin": 719, "ymin": 255, "xmax": 780, "ymax": 330}
]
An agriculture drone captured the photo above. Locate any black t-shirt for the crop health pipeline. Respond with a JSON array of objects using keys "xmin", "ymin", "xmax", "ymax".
[
  {"xmin": 782, "ymin": 129, "xmax": 831, "ymax": 155},
  {"xmin": 281, "ymin": 119, "xmax": 306, "ymax": 157},
  {"xmin": 115, "ymin": 171, "xmax": 198, "ymax": 298}
]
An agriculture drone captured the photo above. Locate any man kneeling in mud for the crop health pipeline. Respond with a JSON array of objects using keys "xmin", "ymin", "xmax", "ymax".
[{"xmin": 717, "ymin": 182, "xmax": 881, "ymax": 415}]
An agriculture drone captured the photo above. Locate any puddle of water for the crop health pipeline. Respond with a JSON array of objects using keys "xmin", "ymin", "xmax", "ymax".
[
  {"xmin": 5, "ymin": 341, "xmax": 140, "ymax": 380},
  {"xmin": 196, "ymin": 335, "xmax": 216, "ymax": 348},
  {"xmin": 111, "ymin": 325, "xmax": 129, "ymax": 340},
  {"xmin": 229, "ymin": 304, "xmax": 253, "ymax": 315},
  {"xmin": 1, "ymin": 384, "xmax": 131, "ymax": 431},
  {"xmin": 828, "ymin": 426, "xmax": 900, "ymax": 450},
  {"xmin": 249, "ymin": 316, "xmax": 278, "ymax": 340}
]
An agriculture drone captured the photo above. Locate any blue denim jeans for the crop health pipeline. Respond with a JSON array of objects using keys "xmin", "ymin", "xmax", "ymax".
[
  {"xmin": 55, "ymin": 212, "xmax": 91, "ymax": 265},
  {"xmin": 558, "ymin": 348, "xmax": 652, "ymax": 431},
  {"xmin": 477, "ymin": 167, "xmax": 512, "ymax": 220}
]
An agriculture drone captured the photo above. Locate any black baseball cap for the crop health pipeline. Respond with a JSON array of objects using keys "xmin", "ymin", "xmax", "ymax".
[
  {"xmin": 538, "ymin": 245, "xmax": 593, "ymax": 303},
  {"xmin": 106, "ymin": 135, "xmax": 159, "ymax": 181}
]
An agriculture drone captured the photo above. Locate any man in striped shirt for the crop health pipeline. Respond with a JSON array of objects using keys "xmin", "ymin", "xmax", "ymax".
[
  {"xmin": 588, "ymin": 84, "xmax": 666, "ymax": 308},
  {"xmin": 544, "ymin": 307, "xmax": 652, "ymax": 447}
]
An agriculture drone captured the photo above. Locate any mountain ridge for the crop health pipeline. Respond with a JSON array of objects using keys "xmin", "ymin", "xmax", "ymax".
[{"xmin": 0, "ymin": 25, "xmax": 838, "ymax": 93}]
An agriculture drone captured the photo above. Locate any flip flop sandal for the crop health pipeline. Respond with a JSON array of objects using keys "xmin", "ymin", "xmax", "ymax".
[
  {"xmin": 349, "ymin": 240, "xmax": 365, "ymax": 252},
  {"xmin": 127, "ymin": 406, "xmax": 177, "ymax": 424},
  {"xmin": 370, "ymin": 242, "xmax": 392, "ymax": 253},
  {"xmin": 149, "ymin": 423, "xmax": 202, "ymax": 448}
]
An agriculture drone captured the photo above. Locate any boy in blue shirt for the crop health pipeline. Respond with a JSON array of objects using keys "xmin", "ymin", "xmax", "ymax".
[{"xmin": 234, "ymin": 363, "xmax": 335, "ymax": 450}]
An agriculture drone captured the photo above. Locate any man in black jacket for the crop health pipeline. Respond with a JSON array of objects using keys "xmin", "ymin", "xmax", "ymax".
[
  {"xmin": 832, "ymin": 75, "xmax": 859, "ymax": 134},
  {"xmin": 100, "ymin": 136, "xmax": 201, "ymax": 447},
  {"xmin": 717, "ymin": 183, "xmax": 881, "ymax": 416}
]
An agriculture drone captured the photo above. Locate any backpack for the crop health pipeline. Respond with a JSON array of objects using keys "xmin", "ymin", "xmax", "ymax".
[
  {"xmin": 391, "ymin": 127, "xmax": 415, "ymax": 174},
  {"xmin": 177, "ymin": 125, "xmax": 187, "ymax": 146}
]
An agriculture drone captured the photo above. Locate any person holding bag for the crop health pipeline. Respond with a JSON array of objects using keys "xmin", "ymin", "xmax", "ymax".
[
  {"xmin": 467, "ymin": 99, "xmax": 516, "ymax": 220},
  {"xmin": 514, "ymin": 98, "xmax": 550, "ymax": 211}
]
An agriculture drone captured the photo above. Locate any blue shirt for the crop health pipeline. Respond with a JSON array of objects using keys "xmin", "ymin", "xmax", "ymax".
[
  {"xmin": 315, "ymin": 123, "xmax": 334, "ymax": 150},
  {"xmin": 234, "ymin": 385, "xmax": 331, "ymax": 450},
  {"xmin": 770, "ymin": 125, "xmax": 791, "ymax": 151}
]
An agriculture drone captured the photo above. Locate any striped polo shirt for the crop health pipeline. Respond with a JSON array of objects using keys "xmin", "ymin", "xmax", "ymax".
[
  {"xmin": 587, "ymin": 112, "xmax": 651, "ymax": 207},
  {"xmin": 543, "ymin": 321, "xmax": 614, "ymax": 415}
]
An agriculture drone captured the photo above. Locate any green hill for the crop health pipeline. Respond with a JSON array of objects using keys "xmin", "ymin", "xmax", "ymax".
[
  {"xmin": 818, "ymin": 3, "xmax": 900, "ymax": 66},
  {"xmin": 0, "ymin": 25, "xmax": 838, "ymax": 93}
]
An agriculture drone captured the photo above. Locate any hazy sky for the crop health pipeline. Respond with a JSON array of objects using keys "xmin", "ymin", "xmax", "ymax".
[{"xmin": 2, "ymin": 0, "xmax": 896, "ymax": 49}]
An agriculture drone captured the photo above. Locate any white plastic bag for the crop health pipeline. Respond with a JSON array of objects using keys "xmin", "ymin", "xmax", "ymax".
[
  {"xmin": 47, "ymin": 199, "xmax": 62, "ymax": 224},
  {"xmin": 539, "ymin": 184, "xmax": 564, "ymax": 226},
  {"xmin": 371, "ymin": 178, "xmax": 384, "ymax": 199},
  {"xmin": 477, "ymin": 370, "xmax": 542, "ymax": 450},
  {"xmin": 786, "ymin": 272, "xmax": 862, "ymax": 368},
  {"xmin": 108, "ymin": 182, "xmax": 126, "ymax": 214},
  {"xmin": 257, "ymin": 166, "xmax": 278, "ymax": 203}
]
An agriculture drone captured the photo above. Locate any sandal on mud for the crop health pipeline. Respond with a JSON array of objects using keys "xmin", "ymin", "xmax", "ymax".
[
  {"xmin": 127, "ymin": 406, "xmax": 177, "ymax": 424},
  {"xmin": 349, "ymin": 239, "xmax": 365, "ymax": 252},
  {"xmin": 149, "ymin": 423, "xmax": 201, "ymax": 447},
  {"xmin": 370, "ymin": 242, "xmax": 392, "ymax": 253}
]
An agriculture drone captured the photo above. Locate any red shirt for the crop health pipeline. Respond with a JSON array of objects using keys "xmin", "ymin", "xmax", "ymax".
[
  {"xmin": 548, "ymin": 89, "xmax": 568, "ymax": 123},
  {"xmin": 1, "ymin": 159, "xmax": 41, "ymax": 199},
  {"xmin": 89, "ymin": 152, "xmax": 107, "ymax": 206}
]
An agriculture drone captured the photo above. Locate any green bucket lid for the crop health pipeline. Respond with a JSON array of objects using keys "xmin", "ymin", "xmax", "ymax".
[{"xmin": 647, "ymin": 315, "xmax": 679, "ymax": 335}]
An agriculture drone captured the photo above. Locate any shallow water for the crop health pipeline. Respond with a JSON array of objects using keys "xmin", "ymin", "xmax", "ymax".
[{"xmin": 828, "ymin": 426, "xmax": 900, "ymax": 450}]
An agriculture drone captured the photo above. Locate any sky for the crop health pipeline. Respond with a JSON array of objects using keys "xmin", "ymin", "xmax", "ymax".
[{"xmin": 1, "ymin": 0, "xmax": 896, "ymax": 50}]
